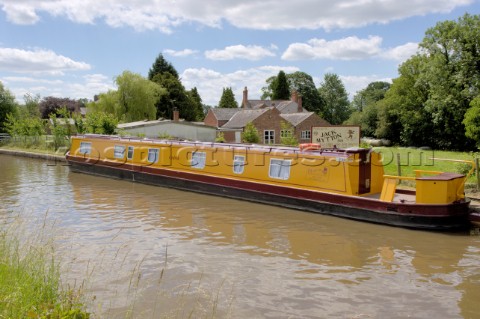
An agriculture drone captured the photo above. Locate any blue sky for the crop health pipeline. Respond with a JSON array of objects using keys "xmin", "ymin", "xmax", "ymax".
[{"xmin": 0, "ymin": 0, "xmax": 478, "ymax": 107}]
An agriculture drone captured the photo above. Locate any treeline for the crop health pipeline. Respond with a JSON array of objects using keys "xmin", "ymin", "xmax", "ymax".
[
  {"xmin": 346, "ymin": 14, "xmax": 480, "ymax": 151},
  {"xmin": 0, "ymin": 14, "xmax": 479, "ymax": 151}
]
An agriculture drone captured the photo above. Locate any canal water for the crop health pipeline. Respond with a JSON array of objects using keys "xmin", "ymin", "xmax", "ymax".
[{"xmin": 0, "ymin": 154, "xmax": 479, "ymax": 318}]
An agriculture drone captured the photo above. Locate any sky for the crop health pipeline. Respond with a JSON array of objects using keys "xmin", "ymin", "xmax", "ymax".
[{"xmin": 0, "ymin": 0, "xmax": 479, "ymax": 107}]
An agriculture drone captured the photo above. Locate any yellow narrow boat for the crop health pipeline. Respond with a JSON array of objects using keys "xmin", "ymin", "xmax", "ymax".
[{"xmin": 66, "ymin": 134, "xmax": 473, "ymax": 230}]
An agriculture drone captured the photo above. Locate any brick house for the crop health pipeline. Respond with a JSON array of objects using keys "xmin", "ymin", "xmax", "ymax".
[{"xmin": 205, "ymin": 87, "xmax": 330, "ymax": 144}]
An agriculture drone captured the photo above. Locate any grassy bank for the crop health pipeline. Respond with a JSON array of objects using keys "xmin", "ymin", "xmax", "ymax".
[
  {"xmin": 374, "ymin": 147, "xmax": 479, "ymax": 188},
  {"xmin": 0, "ymin": 219, "xmax": 89, "ymax": 318}
]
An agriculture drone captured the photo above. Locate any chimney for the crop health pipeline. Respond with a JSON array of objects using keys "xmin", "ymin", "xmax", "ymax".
[
  {"xmin": 297, "ymin": 95, "xmax": 303, "ymax": 112},
  {"xmin": 291, "ymin": 90, "xmax": 298, "ymax": 103},
  {"xmin": 173, "ymin": 107, "xmax": 179, "ymax": 122},
  {"xmin": 242, "ymin": 87, "xmax": 248, "ymax": 109}
]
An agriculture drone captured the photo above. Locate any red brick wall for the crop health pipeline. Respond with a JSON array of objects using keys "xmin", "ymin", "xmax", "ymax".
[
  {"xmin": 204, "ymin": 110, "xmax": 218, "ymax": 127},
  {"xmin": 252, "ymin": 108, "xmax": 283, "ymax": 144},
  {"xmin": 295, "ymin": 114, "xmax": 330, "ymax": 143}
]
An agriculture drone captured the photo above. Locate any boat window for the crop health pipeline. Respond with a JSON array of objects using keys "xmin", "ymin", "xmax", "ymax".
[
  {"xmin": 114, "ymin": 145, "xmax": 126, "ymax": 159},
  {"xmin": 79, "ymin": 142, "xmax": 91, "ymax": 155},
  {"xmin": 233, "ymin": 155, "xmax": 245, "ymax": 174},
  {"xmin": 147, "ymin": 148, "xmax": 159, "ymax": 163},
  {"xmin": 191, "ymin": 151, "xmax": 206, "ymax": 169},
  {"xmin": 127, "ymin": 146, "xmax": 134, "ymax": 160},
  {"xmin": 269, "ymin": 159, "xmax": 291, "ymax": 180}
]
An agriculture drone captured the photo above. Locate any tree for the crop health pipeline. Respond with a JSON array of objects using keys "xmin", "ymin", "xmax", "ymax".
[
  {"xmin": 39, "ymin": 97, "xmax": 81, "ymax": 119},
  {"xmin": 187, "ymin": 87, "xmax": 205, "ymax": 121},
  {"xmin": 152, "ymin": 72, "xmax": 197, "ymax": 121},
  {"xmin": 242, "ymin": 122, "xmax": 260, "ymax": 143},
  {"xmin": 262, "ymin": 71, "xmax": 325, "ymax": 115},
  {"xmin": 272, "ymin": 71, "xmax": 290, "ymax": 100},
  {"xmin": 416, "ymin": 13, "xmax": 480, "ymax": 150},
  {"xmin": 463, "ymin": 96, "xmax": 480, "ymax": 148},
  {"xmin": 351, "ymin": 81, "xmax": 390, "ymax": 112},
  {"xmin": 376, "ymin": 55, "xmax": 432, "ymax": 145},
  {"xmin": 148, "ymin": 53, "xmax": 179, "ymax": 80},
  {"xmin": 347, "ymin": 81, "xmax": 391, "ymax": 136},
  {"xmin": 318, "ymin": 73, "xmax": 352, "ymax": 125},
  {"xmin": 280, "ymin": 121, "xmax": 298, "ymax": 146},
  {"xmin": 23, "ymin": 93, "xmax": 41, "ymax": 118},
  {"xmin": 218, "ymin": 87, "xmax": 238, "ymax": 108},
  {"xmin": 0, "ymin": 81, "xmax": 18, "ymax": 133},
  {"xmin": 115, "ymin": 71, "xmax": 164, "ymax": 122},
  {"xmin": 85, "ymin": 112, "xmax": 118, "ymax": 134}
]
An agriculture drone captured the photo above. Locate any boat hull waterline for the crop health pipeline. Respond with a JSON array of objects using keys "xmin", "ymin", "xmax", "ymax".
[{"xmin": 66, "ymin": 153, "xmax": 470, "ymax": 231}]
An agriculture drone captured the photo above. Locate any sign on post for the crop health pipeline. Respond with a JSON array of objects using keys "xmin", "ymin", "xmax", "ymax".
[{"xmin": 311, "ymin": 126, "xmax": 360, "ymax": 149}]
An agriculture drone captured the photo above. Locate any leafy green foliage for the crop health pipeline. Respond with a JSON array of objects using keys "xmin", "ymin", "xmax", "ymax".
[
  {"xmin": 215, "ymin": 132, "xmax": 226, "ymax": 143},
  {"xmin": 4, "ymin": 113, "xmax": 45, "ymax": 138},
  {"xmin": 187, "ymin": 87, "xmax": 206, "ymax": 121},
  {"xmin": 148, "ymin": 53, "xmax": 179, "ymax": 80},
  {"xmin": 242, "ymin": 122, "xmax": 260, "ymax": 143},
  {"xmin": 0, "ymin": 81, "xmax": 17, "ymax": 133},
  {"xmin": 280, "ymin": 121, "xmax": 298, "ymax": 146},
  {"xmin": 318, "ymin": 73, "xmax": 352, "ymax": 125},
  {"xmin": 116, "ymin": 71, "xmax": 164, "ymax": 122},
  {"xmin": 218, "ymin": 87, "xmax": 238, "ymax": 108},
  {"xmin": 272, "ymin": 71, "xmax": 290, "ymax": 100},
  {"xmin": 261, "ymin": 71, "xmax": 325, "ymax": 117},
  {"xmin": 152, "ymin": 72, "xmax": 198, "ymax": 121},
  {"xmin": 85, "ymin": 112, "xmax": 118, "ymax": 134},
  {"xmin": 463, "ymin": 96, "xmax": 480, "ymax": 148}
]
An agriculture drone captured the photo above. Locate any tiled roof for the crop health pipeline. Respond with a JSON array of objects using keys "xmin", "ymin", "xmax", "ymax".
[
  {"xmin": 222, "ymin": 108, "xmax": 270, "ymax": 129},
  {"xmin": 280, "ymin": 112, "xmax": 314, "ymax": 126},
  {"xmin": 211, "ymin": 108, "xmax": 240, "ymax": 121}
]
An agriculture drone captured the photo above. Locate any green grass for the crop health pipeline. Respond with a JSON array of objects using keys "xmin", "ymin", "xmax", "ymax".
[
  {"xmin": 374, "ymin": 147, "xmax": 479, "ymax": 188},
  {"xmin": 0, "ymin": 219, "xmax": 89, "ymax": 318}
]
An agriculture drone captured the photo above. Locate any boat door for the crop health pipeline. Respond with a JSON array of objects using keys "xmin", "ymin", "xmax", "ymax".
[{"xmin": 358, "ymin": 149, "xmax": 371, "ymax": 194}]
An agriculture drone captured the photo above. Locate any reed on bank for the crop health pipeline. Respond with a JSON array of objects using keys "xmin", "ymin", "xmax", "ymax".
[{"xmin": 0, "ymin": 217, "xmax": 90, "ymax": 318}]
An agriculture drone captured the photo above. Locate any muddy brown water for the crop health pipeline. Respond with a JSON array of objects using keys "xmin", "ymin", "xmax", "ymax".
[{"xmin": 0, "ymin": 154, "xmax": 479, "ymax": 318}]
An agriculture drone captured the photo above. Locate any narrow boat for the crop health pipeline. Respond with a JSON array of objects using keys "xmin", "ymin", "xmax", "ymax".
[{"xmin": 66, "ymin": 134, "xmax": 474, "ymax": 231}]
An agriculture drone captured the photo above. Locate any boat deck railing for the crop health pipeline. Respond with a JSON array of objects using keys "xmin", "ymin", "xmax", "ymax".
[
  {"xmin": 379, "ymin": 158, "xmax": 475, "ymax": 203},
  {"xmin": 75, "ymin": 134, "xmax": 360, "ymax": 157}
]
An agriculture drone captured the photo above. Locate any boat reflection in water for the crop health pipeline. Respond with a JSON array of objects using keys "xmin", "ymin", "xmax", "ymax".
[{"xmin": 64, "ymin": 171, "xmax": 480, "ymax": 319}]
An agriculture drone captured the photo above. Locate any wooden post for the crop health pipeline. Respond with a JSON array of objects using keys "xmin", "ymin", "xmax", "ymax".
[
  {"xmin": 396, "ymin": 153, "xmax": 401, "ymax": 185},
  {"xmin": 476, "ymin": 158, "xmax": 479, "ymax": 191}
]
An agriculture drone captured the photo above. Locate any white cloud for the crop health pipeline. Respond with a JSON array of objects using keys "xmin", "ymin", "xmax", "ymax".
[
  {"xmin": 205, "ymin": 45, "xmax": 276, "ymax": 61},
  {"xmin": 2, "ymin": 73, "xmax": 114, "ymax": 102},
  {"xmin": 283, "ymin": 36, "xmax": 383, "ymax": 60},
  {"xmin": 1, "ymin": 0, "xmax": 472, "ymax": 31},
  {"xmin": 181, "ymin": 66, "xmax": 299, "ymax": 106},
  {"xmin": 0, "ymin": 47, "xmax": 91, "ymax": 75},
  {"xmin": 163, "ymin": 49, "xmax": 199, "ymax": 57},
  {"xmin": 283, "ymin": 37, "xmax": 419, "ymax": 62},
  {"xmin": 381, "ymin": 42, "xmax": 419, "ymax": 61},
  {"xmin": 340, "ymin": 75, "xmax": 392, "ymax": 98}
]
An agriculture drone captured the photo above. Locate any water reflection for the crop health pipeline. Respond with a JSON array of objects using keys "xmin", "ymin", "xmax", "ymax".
[{"xmin": 0, "ymin": 154, "xmax": 479, "ymax": 318}]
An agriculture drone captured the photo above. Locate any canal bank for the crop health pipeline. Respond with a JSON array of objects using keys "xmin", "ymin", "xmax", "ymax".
[{"xmin": 0, "ymin": 147, "xmax": 66, "ymax": 163}]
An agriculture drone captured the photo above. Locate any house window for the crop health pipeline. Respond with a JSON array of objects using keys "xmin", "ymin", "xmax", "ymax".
[
  {"xmin": 79, "ymin": 142, "xmax": 91, "ymax": 155},
  {"xmin": 264, "ymin": 130, "xmax": 275, "ymax": 144},
  {"xmin": 269, "ymin": 159, "xmax": 291, "ymax": 180},
  {"xmin": 192, "ymin": 151, "xmax": 206, "ymax": 169},
  {"xmin": 114, "ymin": 145, "xmax": 126, "ymax": 159},
  {"xmin": 147, "ymin": 148, "xmax": 159, "ymax": 163},
  {"xmin": 233, "ymin": 155, "xmax": 245, "ymax": 174},
  {"xmin": 280, "ymin": 130, "xmax": 292, "ymax": 138},
  {"xmin": 127, "ymin": 146, "xmax": 134, "ymax": 160},
  {"xmin": 301, "ymin": 130, "xmax": 311, "ymax": 140}
]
